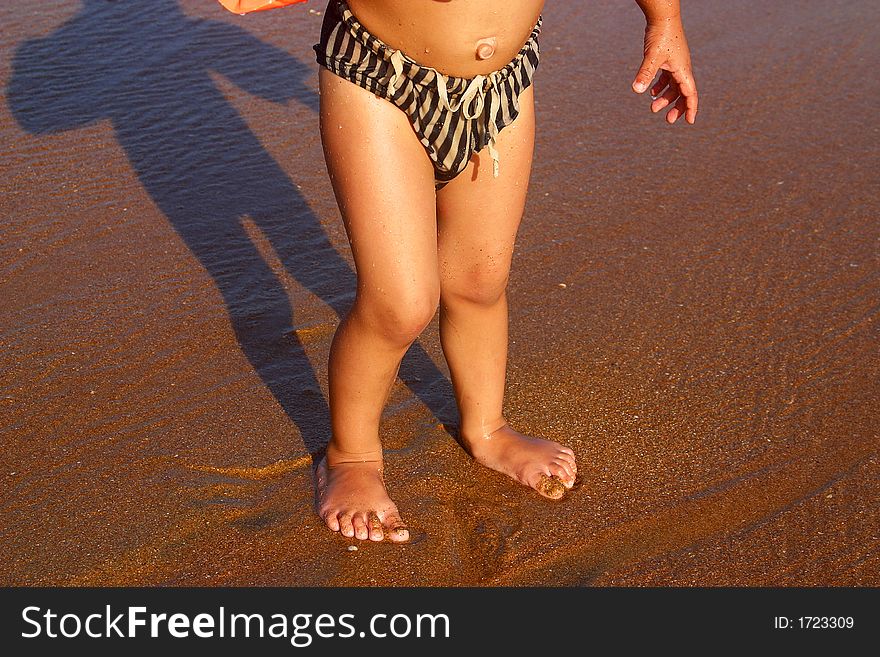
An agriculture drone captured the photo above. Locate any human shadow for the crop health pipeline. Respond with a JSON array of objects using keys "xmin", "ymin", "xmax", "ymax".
[{"xmin": 7, "ymin": 0, "xmax": 455, "ymax": 456}]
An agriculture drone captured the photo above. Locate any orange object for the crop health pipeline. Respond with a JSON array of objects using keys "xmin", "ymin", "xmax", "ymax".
[{"xmin": 218, "ymin": 0, "xmax": 308, "ymax": 15}]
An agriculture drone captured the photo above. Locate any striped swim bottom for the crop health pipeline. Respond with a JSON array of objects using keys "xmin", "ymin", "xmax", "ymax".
[{"xmin": 314, "ymin": 0, "xmax": 541, "ymax": 185}]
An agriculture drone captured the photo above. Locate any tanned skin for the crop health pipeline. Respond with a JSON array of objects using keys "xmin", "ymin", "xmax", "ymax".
[{"xmin": 315, "ymin": 0, "xmax": 698, "ymax": 542}]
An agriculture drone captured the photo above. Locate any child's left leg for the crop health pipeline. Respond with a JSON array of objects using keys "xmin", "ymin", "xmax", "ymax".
[{"xmin": 436, "ymin": 86, "xmax": 577, "ymax": 499}]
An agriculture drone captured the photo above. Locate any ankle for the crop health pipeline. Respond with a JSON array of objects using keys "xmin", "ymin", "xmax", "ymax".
[
  {"xmin": 325, "ymin": 441, "xmax": 384, "ymax": 467},
  {"xmin": 458, "ymin": 417, "xmax": 509, "ymax": 448}
]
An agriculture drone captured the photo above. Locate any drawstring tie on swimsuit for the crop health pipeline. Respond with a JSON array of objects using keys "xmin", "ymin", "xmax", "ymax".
[
  {"xmin": 435, "ymin": 73, "xmax": 502, "ymax": 178},
  {"xmin": 387, "ymin": 49, "xmax": 502, "ymax": 178},
  {"xmin": 387, "ymin": 49, "xmax": 406, "ymax": 95}
]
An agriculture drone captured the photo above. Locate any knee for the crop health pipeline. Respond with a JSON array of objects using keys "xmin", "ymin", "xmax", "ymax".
[
  {"xmin": 440, "ymin": 266, "xmax": 510, "ymax": 307},
  {"xmin": 356, "ymin": 285, "xmax": 440, "ymax": 345}
]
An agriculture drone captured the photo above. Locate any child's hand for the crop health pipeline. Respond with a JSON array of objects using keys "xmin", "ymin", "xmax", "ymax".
[{"xmin": 631, "ymin": 18, "xmax": 698, "ymax": 124}]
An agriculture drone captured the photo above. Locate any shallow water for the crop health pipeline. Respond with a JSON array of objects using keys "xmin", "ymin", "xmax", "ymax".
[{"xmin": 1, "ymin": 0, "xmax": 878, "ymax": 585}]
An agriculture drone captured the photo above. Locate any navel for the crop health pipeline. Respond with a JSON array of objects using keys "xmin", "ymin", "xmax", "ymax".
[{"xmin": 475, "ymin": 36, "xmax": 497, "ymax": 60}]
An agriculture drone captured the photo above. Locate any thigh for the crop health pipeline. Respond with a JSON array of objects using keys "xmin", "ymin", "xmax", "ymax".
[
  {"xmin": 319, "ymin": 67, "xmax": 439, "ymax": 305},
  {"xmin": 435, "ymin": 86, "xmax": 536, "ymax": 292}
]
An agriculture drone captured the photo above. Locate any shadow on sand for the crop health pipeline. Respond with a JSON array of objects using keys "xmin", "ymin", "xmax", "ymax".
[{"xmin": 7, "ymin": 0, "xmax": 456, "ymax": 458}]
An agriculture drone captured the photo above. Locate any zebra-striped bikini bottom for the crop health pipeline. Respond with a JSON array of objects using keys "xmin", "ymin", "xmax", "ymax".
[{"xmin": 314, "ymin": 0, "xmax": 542, "ymax": 186}]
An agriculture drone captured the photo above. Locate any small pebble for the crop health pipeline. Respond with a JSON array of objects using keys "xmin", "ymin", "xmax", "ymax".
[{"xmin": 347, "ymin": 545, "xmax": 358, "ymax": 552}]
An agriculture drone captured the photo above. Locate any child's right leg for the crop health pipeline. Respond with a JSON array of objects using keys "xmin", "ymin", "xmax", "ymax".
[{"xmin": 316, "ymin": 67, "xmax": 439, "ymax": 542}]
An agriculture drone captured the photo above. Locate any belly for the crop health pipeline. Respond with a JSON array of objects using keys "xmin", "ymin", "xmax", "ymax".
[{"xmin": 345, "ymin": 0, "xmax": 545, "ymax": 77}]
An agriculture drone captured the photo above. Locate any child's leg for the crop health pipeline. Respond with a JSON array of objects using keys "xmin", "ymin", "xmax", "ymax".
[
  {"xmin": 435, "ymin": 86, "xmax": 577, "ymax": 499},
  {"xmin": 317, "ymin": 68, "xmax": 439, "ymax": 541}
]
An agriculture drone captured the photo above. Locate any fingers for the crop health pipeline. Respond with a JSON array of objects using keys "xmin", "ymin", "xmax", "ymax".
[
  {"xmin": 666, "ymin": 96, "xmax": 688, "ymax": 124},
  {"xmin": 684, "ymin": 82, "xmax": 699, "ymax": 124},
  {"xmin": 632, "ymin": 55, "xmax": 659, "ymax": 94},
  {"xmin": 646, "ymin": 68, "xmax": 698, "ymax": 124},
  {"xmin": 651, "ymin": 82, "xmax": 679, "ymax": 113},
  {"xmin": 670, "ymin": 67, "xmax": 699, "ymax": 124},
  {"xmin": 650, "ymin": 70, "xmax": 671, "ymax": 97}
]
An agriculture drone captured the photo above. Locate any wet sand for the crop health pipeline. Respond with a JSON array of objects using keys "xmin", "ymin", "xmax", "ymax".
[{"xmin": 1, "ymin": 1, "xmax": 877, "ymax": 586}]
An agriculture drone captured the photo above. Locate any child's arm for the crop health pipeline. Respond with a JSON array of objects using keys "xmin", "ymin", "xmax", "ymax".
[{"xmin": 631, "ymin": 0, "xmax": 698, "ymax": 124}]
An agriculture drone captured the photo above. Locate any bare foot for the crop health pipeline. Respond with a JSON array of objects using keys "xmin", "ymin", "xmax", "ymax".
[
  {"xmin": 459, "ymin": 421, "xmax": 577, "ymax": 500},
  {"xmin": 315, "ymin": 451, "xmax": 410, "ymax": 543}
]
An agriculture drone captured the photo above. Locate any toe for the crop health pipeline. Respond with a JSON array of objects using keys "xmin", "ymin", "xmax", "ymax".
[
  {"xmin": 557, "ymin": 448, "xmax": 577, "ymax": 466},
  {"xmin": 352, "ymin": 514, "xmax": 369, "ymax": 540},
  {"xmin": 380, "ymin": 511, "xmax": 410, "ymax": 543},
  {"xmin": 368, "ymin": 513, "xmax": 384, "ymax": 542},
  {"xmin": 534, "ymin": 473, "xmax": 566, "ymax": 500},
  {"xmin": 322, "ymin": 509, "xmax": 341, "ymax": 532},
  {"xmin": 549, "ymin": 462, "xmax": 574, "ymax": 488},
  {"xmin": 339, "ymin": 513, "xmax": 355, "ymax": 538},
  {"xmin": 553, "ymin": 458, "xmax": 576, "ymax": 486},
  {"xmin": 555, "ymin": 450, "xmax": 578, "ymax": 482}
]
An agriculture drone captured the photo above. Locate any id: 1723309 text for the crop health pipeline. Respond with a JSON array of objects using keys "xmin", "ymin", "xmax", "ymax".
[{"xmin": 773, "ymin": 616, "xmax": 854, "ymax": 629}]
